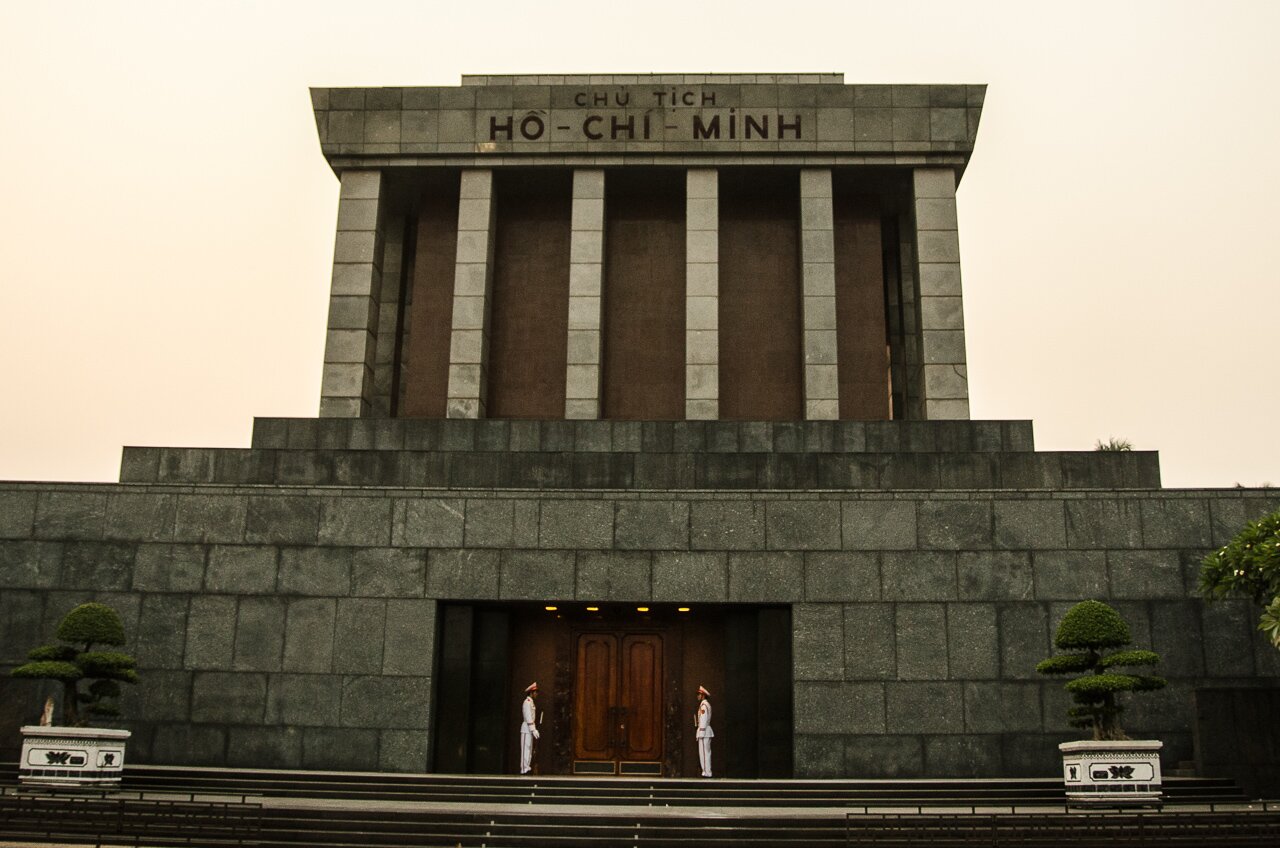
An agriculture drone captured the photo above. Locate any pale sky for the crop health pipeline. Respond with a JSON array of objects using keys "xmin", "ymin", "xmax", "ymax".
[{"xmin": 1, "ymin": 0, "xmax": 1277, "ymax": 488}]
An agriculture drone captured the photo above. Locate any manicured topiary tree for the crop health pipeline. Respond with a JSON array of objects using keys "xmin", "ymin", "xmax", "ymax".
[
  {"xmin": 1200, "ymin": 507, "xmax": 1280, "ymax": 649},
  {"xmin": 10, "ymin": 602, "xmax": 139, "ymax": 726},
  {"xmin": 1036, "ymin": 600, "xmax": 1166, "ymax": 741}
]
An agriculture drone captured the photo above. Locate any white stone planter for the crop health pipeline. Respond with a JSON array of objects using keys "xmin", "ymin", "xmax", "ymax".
[
  {"xmin": 19, "ymin": 726, "xmax": 131, "ymax": 787},
  {"xmin": 1059, "ymin": 739, "xmax": 1162, "ymax": 804}
]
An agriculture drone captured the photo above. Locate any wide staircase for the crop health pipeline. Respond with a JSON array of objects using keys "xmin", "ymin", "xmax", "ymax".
[{"xmin": 2, "ymin": 766, "xmax": 1278, "ymax": 847}]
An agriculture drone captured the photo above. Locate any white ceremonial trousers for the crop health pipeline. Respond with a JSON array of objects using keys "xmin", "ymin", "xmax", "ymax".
[
  {"xmin": 695, "ymin": 699, "xmax": 714, "ymax": 777},
  {"xmin": 519, "ymin": 695, "xmax": 537, "ymax": 774}
]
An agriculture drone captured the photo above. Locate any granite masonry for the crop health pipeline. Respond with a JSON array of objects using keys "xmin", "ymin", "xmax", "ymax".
[
  {"xmin": 1, "ymin": 74, "xmax": 1277, "ymax": 779},
  {"xmin": 2, "ymin": 419, "xmax": 1277, "ymax": 776}
]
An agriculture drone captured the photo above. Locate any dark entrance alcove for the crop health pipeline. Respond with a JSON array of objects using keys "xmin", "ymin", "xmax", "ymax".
[{"xmin": 431, "ymin": 602, "xmax": 792, "ymax": 778}]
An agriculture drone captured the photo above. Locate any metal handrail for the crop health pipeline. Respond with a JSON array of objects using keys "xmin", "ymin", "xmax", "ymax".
[
  {"xmin": 843, "ymin": 800, "xmax": 1280, "ymax": 815},
  {"xmin": 845, "ymin": 805, "xmax": 1280, "ymax": 847},
  {"xmin": 0, "ymin": 786, "xmax": 264, "ymax": 847}
]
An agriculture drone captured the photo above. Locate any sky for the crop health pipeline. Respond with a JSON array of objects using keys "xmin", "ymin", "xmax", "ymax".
[{"xmin": 0, "ymin": 0, "xmax": 1277, "ymax": 488}]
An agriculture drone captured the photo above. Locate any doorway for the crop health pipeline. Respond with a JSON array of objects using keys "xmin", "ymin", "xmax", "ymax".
[
  {"xmin": 431, "ymin": 602, "xmax": 792, "ymax": 778},
  {"xmin": 573, "ymin": 630, "xmax": 663, "ymax": 775}
]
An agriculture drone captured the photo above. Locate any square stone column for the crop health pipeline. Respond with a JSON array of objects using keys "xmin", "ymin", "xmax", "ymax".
[
  {"xmin": 897, "ymin": 221, "xmax": 924, "ymax": 419},
  {"xmin": 686, "ymin": 169, "xmax": 719, "ymax": 420},
  {"xmin": 565, "ymin": 169, "xmax": 606, "ymax": 419},
  {"xmin": 913, "ymin": 168, "xmax": 970, "ymax": 420},
  {"xmin": 445, "ymin": 170, "xmax": 497, "ymax": 419},
  {"xmin": 884, "ymin": 217, "xmax": 907, "ymax": 418},
  {"xmin": 320, "ymin": 170, "xmax": 384, "ymax": 418},
  {"xmin": 800, "ymin": 169, "xmax": 839, "ymax": 420},
  {"xmin": 371, "ymin": 216, "xmax": 405, "ymax": 417}
]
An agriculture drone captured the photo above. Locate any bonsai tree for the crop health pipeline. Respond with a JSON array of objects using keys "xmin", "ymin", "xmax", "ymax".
[
  {"xmin": 1036, "ymin": 600, "xmax": 1166, "ymax": 740},
  {"xmin": 10, "ymin": 602, "xmax": 139, "ymax": 726},
  {"xmin": 1200, "ymin": 507, "xmax": 1280, "ymax": 649}
]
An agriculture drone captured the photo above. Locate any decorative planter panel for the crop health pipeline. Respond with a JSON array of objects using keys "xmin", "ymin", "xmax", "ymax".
[
  {"xmin": 19, "ymin": 726, "xmax": 131, "ymax": 787},
  {"xmin": 1059, "ymin": 739, "xmax": 1162, "ymax": 804}
]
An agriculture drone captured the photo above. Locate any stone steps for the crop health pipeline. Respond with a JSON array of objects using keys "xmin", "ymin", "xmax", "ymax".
[
  {"xmin": 119, "ymin": 446, "xmax": 1161, "ymax": 490},
  {"xmin": 1, "ymin": 769, "xmax": 1261, "ymax": 848},
  {"xmin": 120, "ymin": 765, "xmax": 1248, "ymax": 806}
]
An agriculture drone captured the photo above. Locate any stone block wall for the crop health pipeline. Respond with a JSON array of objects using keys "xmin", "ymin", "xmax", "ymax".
[
  {"xmin": 2, "ymin": 477, "xmax": 1277, "ymax": 777},
  {"xmin": 310, "ymin": 80, "xmax": 985, "ymax": 159}
]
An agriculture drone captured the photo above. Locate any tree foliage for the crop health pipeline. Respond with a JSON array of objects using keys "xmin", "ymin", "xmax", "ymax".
[
  {"xmin": 1262, "ymin": 597, "xmax": 1280, "ymax": 648},
  {"xmin": 9, "ymin": 602, "xmax": 139, "ymax": 726},
  {"xmin": 56, "ymin": 603, "xmax": 126, "ymax": 646},
  {"xmin": 1200, "ymin": 507, "xmax": 1280, "ymax": 649},
  {"xmin": 1036, "ymin": 600, "xmax": 1166, "ymax": 741},
  {"xmin": 1054, "ymin": 600, "xmax": 1131, "ymax": 649}
]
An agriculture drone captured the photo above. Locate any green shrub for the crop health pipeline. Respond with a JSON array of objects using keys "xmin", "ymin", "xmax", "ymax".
[
  {"xmin": 57, "ymin": 602, "xmax": 126, "ymax": 646},
  {"xmin": 1200, "ymin": 508, "xmax": 1280, "ymax": 649},
  {"xmin": 10, "ymin": 602, "xmax": 139, "ymax": 726},
  {"xmin": 1037, "ymin": 600, "xmax": 1166, "ymax": 741},
  {"xmin": 1054, "ymin": 600, "xmax": 1130, "ymax": 649},
  {"xmin": 1095, "ymin": 437, "xmax": 1133, "ymax": 451}
]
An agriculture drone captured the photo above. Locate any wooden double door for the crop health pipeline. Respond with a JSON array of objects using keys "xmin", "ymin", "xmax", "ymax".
[{"xmin": 573, "ymin": 631, "xmax": 663, "ymax": 775}]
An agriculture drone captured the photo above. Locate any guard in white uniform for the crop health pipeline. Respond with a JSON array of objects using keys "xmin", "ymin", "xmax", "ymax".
[
  {"xmin": 519, "ymin": 682, "xmax": 540, "ymax": 774},
  {"xmin": 695, "ymin": 685, "xmax": 714, "ymax": 777}
]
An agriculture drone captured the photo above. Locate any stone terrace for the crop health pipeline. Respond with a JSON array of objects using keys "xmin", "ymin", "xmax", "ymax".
[
  {"xmin": 1, "ymin": 418, "xmax": 1277, "ymax": 776},
  {"xmin": 117, "ymin": 418, "xmax": 1161, "ymax": 490}
]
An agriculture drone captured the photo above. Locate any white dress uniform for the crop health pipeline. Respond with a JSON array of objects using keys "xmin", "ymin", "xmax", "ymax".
[
  {"xmin": 519, "ymin": 693, "xmax": 539, "ymax": 774},
  {"xmin": 696, "ymin": 697, "xmax": 714, "ymax": 777}
]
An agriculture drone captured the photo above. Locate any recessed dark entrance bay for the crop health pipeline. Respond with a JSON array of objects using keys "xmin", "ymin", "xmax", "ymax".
[{"xmin": 431, "ymin": 603, "xmax": 791, "ymax": 777}]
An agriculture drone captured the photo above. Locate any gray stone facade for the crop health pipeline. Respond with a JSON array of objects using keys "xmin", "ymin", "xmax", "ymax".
[
  {"xmin": 2, "ymin": 419, "xmax": 1278, "ymax": 776},
  {"xmin": 313, "ymin": 74, "xmax": 982, "ymax": 420},
  {"xmin": 312, "ymin": 76, "xmax": 982, "ymax": 161},
  {"xmin": 3, "ymin": 74, "xmax": 1276, "ymax": 781}
]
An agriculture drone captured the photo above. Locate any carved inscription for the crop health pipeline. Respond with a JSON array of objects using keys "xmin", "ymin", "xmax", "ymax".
[
  {"xmin": 572, "ymin": 89, "xmax": 716, "ymax": 107},
  {"xmin": 486, "ymin": 88, "xmax": 804, "ymax": 144}
]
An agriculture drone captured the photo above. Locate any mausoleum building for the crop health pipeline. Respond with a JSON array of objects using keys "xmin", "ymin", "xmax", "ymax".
[{"xmin": 1, "ymin": 73, "xmax": 1276, "ymax": 781}]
